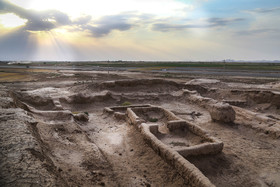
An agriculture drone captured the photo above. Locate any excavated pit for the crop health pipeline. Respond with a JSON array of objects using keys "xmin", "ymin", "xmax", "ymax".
[
  {"xmin": 91, "ymin": 79, "xmax": 184, "ymax": 93},
  {"xmin": 2, "ymin": 76, "xmax": 280, "ymax": 187},
  {"xmin": 126, "ymin": 106, "xmax": 223, "ymax": 156},
  {"xmin": 185, "ymin": 79, "xmax": 280, "ymax": 117},
  {"xmin": 124, "ymin": 105, "xmax": 223, "ymax": 186},
  {"xmin": 152, "ymin": 125, "xmax": 208, "ymax": 149}
]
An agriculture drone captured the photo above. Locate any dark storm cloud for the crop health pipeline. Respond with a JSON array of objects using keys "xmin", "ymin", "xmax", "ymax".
[{"xmin": 152, "ymin": 17, "xmax": 244, "ymax": 32}]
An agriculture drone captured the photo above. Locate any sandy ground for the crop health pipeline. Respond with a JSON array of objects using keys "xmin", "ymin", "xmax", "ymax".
[{"xmin": 1, "ymin": 68, "xmax": 280, "ymax": 187}]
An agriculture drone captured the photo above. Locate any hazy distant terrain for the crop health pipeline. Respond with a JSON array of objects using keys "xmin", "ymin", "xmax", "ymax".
[{"xmin": 1, "ymin": 61, "xmax": 280, "ymax": 80}]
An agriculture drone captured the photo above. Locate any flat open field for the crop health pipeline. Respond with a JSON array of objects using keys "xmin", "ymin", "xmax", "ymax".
[{"xmin": 1, "ymin": 64, "xmax": 280, "ymax": 186}]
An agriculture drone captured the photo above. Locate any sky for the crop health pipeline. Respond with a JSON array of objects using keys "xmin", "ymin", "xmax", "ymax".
[{"xmin": 0, "ymin": 0, "xmax": 279, "ymax": 61}]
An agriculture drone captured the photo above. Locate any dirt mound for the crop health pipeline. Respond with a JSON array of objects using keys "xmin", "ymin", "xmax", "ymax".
[
  {"xmin": 91, "ymin": 79, "xmax": 183, "ymax": 92},
  {"xmin": 0, "ymin": 108, "xmax": 62, "ymax": 186},
  {"xmin": 234, "ymin": 106, "xmax": 280, "ymax": 138},
  {"xmin": 11, "ymin": 91, "xmax": 57, "ymax": 111},
  {"xmin": 0, "ymin": 97, "xmax": 14, "ymax": 108},
  {"xmin": 229, "ymin": 90, "xmax": 280, "ymax": 108},
  {"xmin": 73, "ymin": 112, "xmax": 89, "ymax": 122},
  {"xmin": 185, "ymin": 79, "xmax": 226, "ymax": 94},
  {"xmin": 248, "ymin": 90, "xmax": 280, "ymax": 107},
  {"xmin": 59, "ymin": 91, "xmax": 118, "ymax": 111},
  {"xmin": 209, "ymin": 103, "xmax": 236, "ymax": 123},
  {"xmin": 184, "ymin": 79, "xmax": 280, "ymax": 123},
  {"xmin": 60, "ymin": 91, "xmax": 114, "ymax": 105},
  {"xmin": 267, "ymin": 81, "xmax": 280, "ymax": 90},
  {"xmin": 186, "ymin": 79, "xmax": 221, "ymax": 85},
  {"xmin": 31, "ymin": 120, "xmax": 116, "ymax": 186}
]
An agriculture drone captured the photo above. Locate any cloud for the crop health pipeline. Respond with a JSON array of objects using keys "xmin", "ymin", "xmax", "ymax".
[
  {"xmin": 0, "ymin": 1, "xmax": 139, "ymax": 37},
  {"xmin": 235, "ymin": 28, "xmax": 280, "ymax": 36},
  {"xmin": 152, "ymin": 23, "xmax": 204, "ymax": 32},
  {"xmin": 0, "ymin": 0, "xmax": 71, "ymax": 31},
  {"xmin": 207, "ymin": 17, "xmax": 244, "ymax": 26},
  {"xmin": 3, "ymin": 0, "xmax": 245, "ymax": 37},
  {"xmin": 83, "ymin": 13, "xmax": 137, "ymax": 37},
  {"xmin": 242, "ymin": 6, "xmax": 280, "ymax": 36},
  {"xmin": 246, "ymin": 7, "xmax": 280, "ymax": 14},
  {"xmin": 25, "ymin": 10, "xmax": 71, "ymax": 31},
  {"xmin": 152, "ymin": 17, "xmax": 244, "ymax": 32},
  {"xmin": 73, "ymin": 15, "xmax": 92, "ymax": 25}
]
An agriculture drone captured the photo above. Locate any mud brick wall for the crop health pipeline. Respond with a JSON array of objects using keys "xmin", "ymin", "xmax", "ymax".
[
  {"xmin": 167, "ymin": 120, "xmax": 187, "ymax": 131},
  {"xmin": 127, "ymin": 108, "xmax": 142, "ymax": 126},
  {"xmin": 231, "ymin": 90, "xmax": 280, "ymax": 107},
  {"xmin": 140, "ymin": 124, "xmax": 215, "ymax": 187},
  {"xmin": 130, "ymin": 106, "xmax": 180, "ymax": 121},
  {"xmin": 127, "ymin": 106, "xmax": 223, "ymax": 186},
  {"xmin": 183, "ymin": 90, "xmax": 216, "ymax": 110},
  {"xmin": 103, "ymin": 107, "xmax": 114, "ymax": 114},
  {"xmin": 114, "ymin": 112, "xmax": 126, "ymax": 120},
  {"xmin": 176, "ymin": 142, "xmax": 224, "ymax": 157},
  {"xmin": 166, "ymin": 120, "xmax": 223, "ymax": 156},
  {"xmin": 162, "ymin": 108, "xmax": 180, "ymax": 121},
  {"xmin": 104, "ymin": 105, "xmax": 151, "ymax": 115},
  {"xmin": 183, "ymin": 90, "xmax": 236, "ymax": 123},
  {"xmin": 11, "ymin": 92, "xmax": 73, "ymax": 121}
]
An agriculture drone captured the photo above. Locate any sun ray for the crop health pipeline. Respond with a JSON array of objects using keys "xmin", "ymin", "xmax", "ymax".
[{"xmin": 29, "ymin": 30, "xmax": 76, "ymax": 61}]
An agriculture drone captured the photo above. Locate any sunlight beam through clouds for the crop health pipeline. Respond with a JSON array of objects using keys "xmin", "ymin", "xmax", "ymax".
[{"xmin": 32, "ymin": 31, "xmax": 77, "ymax": 61}]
